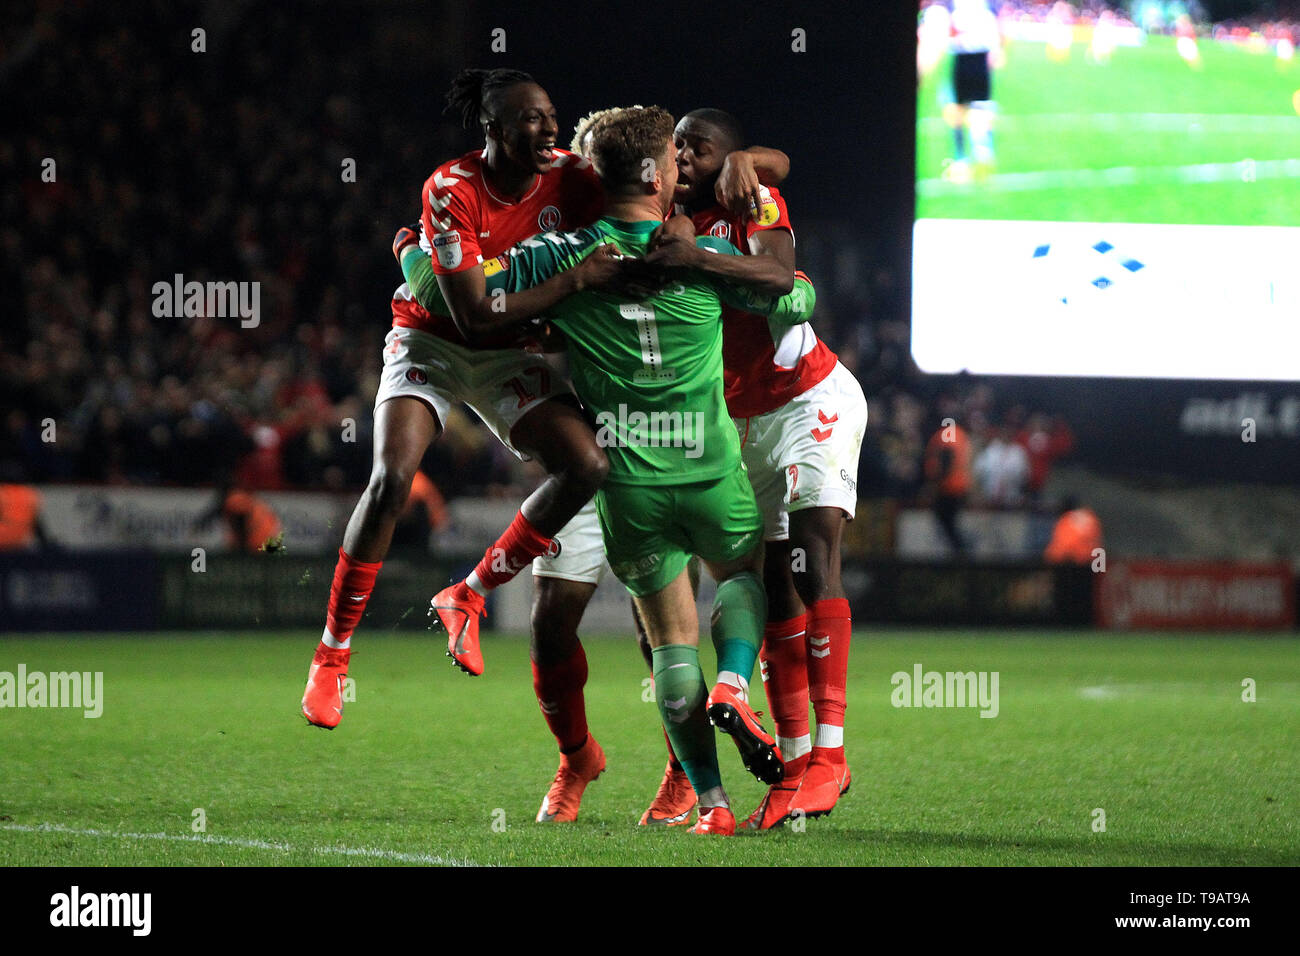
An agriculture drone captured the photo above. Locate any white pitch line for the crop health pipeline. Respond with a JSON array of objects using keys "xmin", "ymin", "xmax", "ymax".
[
  {"xmin": 0, "ymin": 822, "xmax": 483, "ymax": 867},
  {"xmin": 917, "ymin": 157, "xmax": 1300, "ymax": 197}
]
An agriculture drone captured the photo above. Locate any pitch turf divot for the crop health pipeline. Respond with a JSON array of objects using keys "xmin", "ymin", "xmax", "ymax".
[{"xmin": 1, "ymin": 822, "xmax": 484, "ymax": 867}]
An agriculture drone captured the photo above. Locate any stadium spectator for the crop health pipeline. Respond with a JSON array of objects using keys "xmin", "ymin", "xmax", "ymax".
[
  {"xmin": 973, "ymin": 424, "xmax": 1030, "ymax": 507},
  {"xmin": 1044, "ymin": 496, "xmax": 1103, "ymax": 564},
  {"xmin": 388, "ymin": 468, "xmax": 449, "ymax": 551},
  {"xmin": 0, "ymin": 483, "xmax": 51, "ymax": 551},
  {"xmin": 195, "ymin": 482, "xmax": 283, "ymax": 554},
  {"xmin": 1016, "ymin": 412, "xmax": 1075, "ymax": 500},
  {"xmin": 923, "ymin": 409, "xmax": 973, "ymax": 555}
]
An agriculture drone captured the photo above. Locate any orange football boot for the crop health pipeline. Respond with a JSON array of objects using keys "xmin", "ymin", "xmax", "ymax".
[
  {"xmin": 638, "ymin": 761, "xmax": 697, "ymax": 826},
  {"xmin": 429, "ymin": 582, "xmax": 486, "ymax": 676},
  {"xmin": 301, "ymin": 644, "xmax": 349, "ymax": 729},
  {"xmin": 706, "ymin": 682, "xmax": 784, "ymax": 785},
  {"xmin": 536, "ymin": 735, "xmax": 606, "ymax": 822},
  {"xmin": 690, "ymin": 805, "xmax": 736, "ymax": 836}
]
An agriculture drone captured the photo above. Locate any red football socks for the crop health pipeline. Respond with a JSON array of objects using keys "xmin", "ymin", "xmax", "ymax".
[
  {"xmin": 532, "ymin": 643, "xmax": 590, "ymax": 754},
  {"xmin": 760, "ymin": 613, "xmax": 811, "ymax": 742},
  {"xmin": 469, "ymin": 510, "xmax": 554, "ymax": 594},
  {"xmin": 807, "ymin": 598, "xmax": 851, "ymax": 728},
  {"xmin": 323, "ymin": 547, "xmax": 382, "ymax": 647}
]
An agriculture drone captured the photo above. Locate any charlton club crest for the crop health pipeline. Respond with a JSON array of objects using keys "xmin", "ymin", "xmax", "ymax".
[
  {"xmin": 709, "ymin": 220, "xmax": 731, "ymax": 240},
  {"xmin": 405, "ymin": 367, "xmax": 428, "ymax": 385},
  {"xmin": 538, "ymin": 205, "xmax": 561, "ymax": 231}
]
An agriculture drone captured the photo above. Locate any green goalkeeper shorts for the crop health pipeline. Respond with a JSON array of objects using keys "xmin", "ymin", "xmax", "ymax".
[{"xmin": 595, "ymin": 469, "xmax": 762, "ymax": 597}]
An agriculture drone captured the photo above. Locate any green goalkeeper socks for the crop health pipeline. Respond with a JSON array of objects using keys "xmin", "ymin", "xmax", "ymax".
[
  {"xmin": 711, "ymin": 570, "xmax": 766, "ymax": 686},
  {"xmin": 652, "ymin": 643, "xmax": 721, "ymax": 794}
]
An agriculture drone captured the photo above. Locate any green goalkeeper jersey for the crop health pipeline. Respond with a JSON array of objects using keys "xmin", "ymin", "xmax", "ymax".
[
  {"xmin": 486, "ymin": 217, "xmax": 775, "ymax": 485},
  {"xmin": 401, "ymin": 216, "xmax": 812, "ymax": 485}
]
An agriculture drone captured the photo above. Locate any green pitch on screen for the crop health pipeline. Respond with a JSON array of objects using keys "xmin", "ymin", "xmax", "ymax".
[{"xmin": 916, "ymin": 35, "xmax": 1300, "ymax": 226}]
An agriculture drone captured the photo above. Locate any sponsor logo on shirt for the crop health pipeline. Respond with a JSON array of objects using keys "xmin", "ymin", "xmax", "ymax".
[
  {"xmin": 750, "ymin": 185, "xmax": 780, "ymax": 227},
  {"xmin": 482, "ymin": 255, "xmax": 510, "ymax": 278},
  {"xmin": 433, "ymin": 230, "xmax": 462, "ymax": 269}
]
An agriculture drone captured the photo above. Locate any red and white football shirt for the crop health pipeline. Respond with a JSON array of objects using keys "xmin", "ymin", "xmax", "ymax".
[
  {"xmin": 688, "ymin": 185, "xmax": 837, "ymax": 420},
  {"xmin": 391, "ymin": 147, "xmax": 603, "ymax": 345}
]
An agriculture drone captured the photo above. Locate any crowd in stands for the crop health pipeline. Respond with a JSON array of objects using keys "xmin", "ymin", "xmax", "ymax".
[
  {"xmin": 1, "ymin": 2, "xmax": 520, "ymax": 497},
  {"xmin": 3, "ymin": 2, "xmax": 1074, "ymax": 511},
  {"xmin": 858, "ymin": 377, "xmax": 1076, "ymax": 509}
]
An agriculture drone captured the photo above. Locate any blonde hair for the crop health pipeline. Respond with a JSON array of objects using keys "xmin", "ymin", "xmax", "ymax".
[
  {"xmin": 570, "ymin": 105, "xmax": 643, "ymax": 156},
  {"xmin": 586, "ymin": 105, "xmax": 676, "ymax": 194}
]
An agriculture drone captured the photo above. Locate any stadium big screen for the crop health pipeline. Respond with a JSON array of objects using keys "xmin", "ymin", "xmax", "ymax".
[{"xmin": 913, "ymin": 0, "xmax": 1300, "ymax": 383}]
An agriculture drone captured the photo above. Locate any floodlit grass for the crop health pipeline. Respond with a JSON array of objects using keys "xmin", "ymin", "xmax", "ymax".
[{"xmin": 1, "ymin": 630, "xmax": 1296, "ymax": 866}]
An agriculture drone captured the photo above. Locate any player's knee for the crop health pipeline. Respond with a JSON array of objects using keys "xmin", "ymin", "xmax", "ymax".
[
  {"xmin": 530, "ymin": 589, "xmax": 581, "ymax": 660},
  {"xmin": 567, "ymin": 443, "xmax": 609, "ymax": 496},
  {"xmin": 365, "ymin": 464, "xmax": 413, "ymax": 518},
  {"xmin": 531, "ymin": 579, "xmax": 581, "ymax": 637}
]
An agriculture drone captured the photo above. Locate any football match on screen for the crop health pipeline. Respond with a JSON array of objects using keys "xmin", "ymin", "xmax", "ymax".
[{"xmin": 0, "ymin": 0, "xmax": 1295, "ymax": 936}]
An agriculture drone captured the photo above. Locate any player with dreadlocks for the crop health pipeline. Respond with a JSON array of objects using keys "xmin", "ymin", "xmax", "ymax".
[{"xmin": 301, "ymin": 69, "xmax": 624, "ymax": 814}]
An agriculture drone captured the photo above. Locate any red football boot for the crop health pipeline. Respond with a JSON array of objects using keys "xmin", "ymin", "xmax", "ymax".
[
  {"xmin": 706, "ymin": 682, "xmax": 784, "ymax": 785},
  {"xmin": 788, "ymin": 747, "xmax": 851, "ymax": 819},
  {"xmin": 429, "ymin": 582, "xmax": 486, "ymax": 676},
  {"xmin": 741, "ymin": 752, "xmax": 810, "ymax": 830},
  {"xmin": 690, "ymin": 805, "xmax": 736, "ymax": 836},
  {"xmin": 301, "ymin": 644, "xmax": 350, "ymax": 729}
]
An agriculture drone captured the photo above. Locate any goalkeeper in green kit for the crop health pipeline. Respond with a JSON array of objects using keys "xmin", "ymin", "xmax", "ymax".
[{"xmin": 398, "ymin": 105, "xmax": 816, "ymax": 835}]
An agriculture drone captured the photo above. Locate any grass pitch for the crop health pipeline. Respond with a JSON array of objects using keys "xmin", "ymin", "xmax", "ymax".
[
  {"xmin": 0, "ymin": 629, "xmax": 1296, "ymax": 866},
  {"xmin": 916, "ymin": 34, "xmax": 1300, "ymax": 225}
]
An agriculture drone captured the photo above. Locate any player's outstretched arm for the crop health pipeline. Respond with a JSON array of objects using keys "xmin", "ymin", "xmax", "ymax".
[
  {"xmin": 441, "ymin": 243, "xmax": 630, "ymax": 342},
  {"xmin": 717, "ymin": 268, "xmax": 817, "ymax": 327},
  {"xmin": 435, "ymin": 257, "xmax": 589, "ymax": 344},
  {"xmin": 398, "ymin": 242, "xmax": 620, "ymax": 344},
  {"xmin": 646, "ymin": 227, "xmax": 794, "ymax": 296},
  {"xmin": 761, "ymin": 270, "xmax": 817, "ymax": 326}
]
